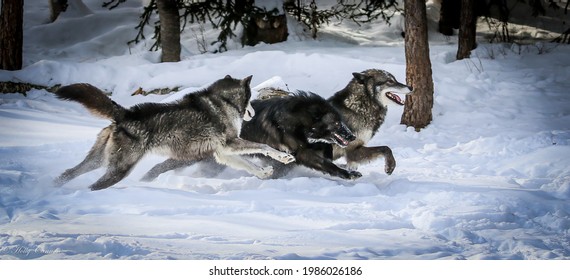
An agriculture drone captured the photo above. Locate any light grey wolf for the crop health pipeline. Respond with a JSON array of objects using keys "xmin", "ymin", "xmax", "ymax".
[
  {"xmin": 53, "ymin": 75, "xmax": 295, "ymax": 191},
  {"xmin": 328, "ymin": 69, "xmax": 413, "ymax": 174},
  {"xmin": 142, "ymin": 91, "xmax": 360, "ymax": 180}
]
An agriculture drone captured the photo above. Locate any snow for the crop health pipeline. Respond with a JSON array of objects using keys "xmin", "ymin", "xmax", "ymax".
[
  {"xmin": 255, "ymin": 0, "xmax": 285, "ymax": 13},
  {"xmin": 0, "ymin": 0, "xmax": 569, "ymax": 261}
]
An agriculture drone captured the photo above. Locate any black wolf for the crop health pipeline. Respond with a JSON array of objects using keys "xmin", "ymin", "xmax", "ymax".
[{"xmin": 53, "ymin": 75, "xmax": 294, "ymax": 191}]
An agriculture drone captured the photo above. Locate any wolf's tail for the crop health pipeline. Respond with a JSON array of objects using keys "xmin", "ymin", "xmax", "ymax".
[{"xmin": 54, "ymin": 83, "xmax": 126, "ymax": 121}]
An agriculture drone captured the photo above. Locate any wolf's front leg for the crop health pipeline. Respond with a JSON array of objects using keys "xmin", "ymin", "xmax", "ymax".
[
  {"xmin": 140, "ymin": 158, "xmax": 197, "ymax": 182},
  {"xmin": 223, "ymin": 138, "xmax": 295, "ymax": 164},
  {"xmin": 262, "ymin": 147, "xmax": 295, "ymax": 164},
  {"xmin": 214, "ymin": 153, "xmax": 273, "ymax": 179},
  {"xmin": 346, "ymin": 145, "xmax": 396, "ymax": 175}
]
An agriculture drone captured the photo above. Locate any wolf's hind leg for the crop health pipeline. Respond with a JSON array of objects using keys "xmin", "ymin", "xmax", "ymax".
[
  {"xmin": 89, "ymin": 152, "xmax": 143, "ymax": 191},
  {"xmin": 54, "ymin": 127, "xmax": 112, "ymax": 186},
  {"xmin": 89, "ymin": 164, "xmax": 136, "ymax": 191},
  {"xmin": 88, "ymin": 135, "xmax": 144, "ymax": 191}
]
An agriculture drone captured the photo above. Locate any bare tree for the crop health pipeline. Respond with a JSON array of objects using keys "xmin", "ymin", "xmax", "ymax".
[
  {"xmin": 49, "ymin": 0, "xmax": 68, "ymax": 22},
  {"xmin": 156, "ymin": 0, "xmax": 181, "ymax": 62},
  {"xmin": 0, "ymin": 0, "xmax": 24, "ymax": 70},
  {"xmin": 456, "ymin": 0, "xmax": 477, "ymax": 59},
  {"xmin": 401, "ymin": 0, "xmax": 434, "ymax": 130},
  {"xmin": 438, "ymin": 0, "xmax": 460, "ymax": 36}
]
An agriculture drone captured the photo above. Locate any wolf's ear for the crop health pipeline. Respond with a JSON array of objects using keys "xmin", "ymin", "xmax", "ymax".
[
  {"xmin": 224, "ymin": 75, "xmax": 232, "ymax": 79},
  {"xmin": 352, "ymin": 72, "xmax": 367, "ymax": 84},
  {"xmin": 242, "ymin": 75, "xmax": 253, "ymax": 86}
]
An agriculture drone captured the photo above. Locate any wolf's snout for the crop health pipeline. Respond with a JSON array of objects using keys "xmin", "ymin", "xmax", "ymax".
[
  {"xmin": 345, "ymin": 130, "xmax": 356, "ymax": 142},
  {"xmin": 340, "ymin": 123, "xmax": 356, "ymax": 142},
  {"xmin": 330, "ymin": 123, "xmax": 355, "ymax": 148}
]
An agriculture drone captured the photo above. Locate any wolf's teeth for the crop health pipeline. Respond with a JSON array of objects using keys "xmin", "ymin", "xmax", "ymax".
[{"xmin": 334, "ymin": 133, "xmax": 348, "ymax": 146}]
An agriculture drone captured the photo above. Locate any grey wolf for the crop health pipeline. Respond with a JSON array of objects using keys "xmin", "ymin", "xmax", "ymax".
[
  {"xmin": 328, "ymin": 69, "xmax": 413, "ymax": 174},
  {"xmin": 142, "ymin": 91, "xmax": 360, "ymax": 180},
  {"xmin": 53, "ymin": 75, "xmax": 295, "ymax": 191}
]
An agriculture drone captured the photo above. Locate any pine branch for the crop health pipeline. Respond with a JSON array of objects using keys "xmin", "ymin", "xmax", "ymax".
[
  {"xmin": 102, "ymin": 0, "xmax": 126, "ymax": 10},
  {"xmin": 127, "ymin": 0, "xmax": 158, "ymax": 49}
]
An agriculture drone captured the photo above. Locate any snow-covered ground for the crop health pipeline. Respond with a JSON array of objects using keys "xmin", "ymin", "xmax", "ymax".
[{"xmin": 0, "ymin": 0, "xmax": 569, "ymax": 260}]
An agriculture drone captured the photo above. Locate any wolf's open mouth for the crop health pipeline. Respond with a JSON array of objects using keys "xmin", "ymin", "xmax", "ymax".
[
  {"xmin": 333, "ymin": 133, "xmax": 350, "ymax": 147},
  {"xmin": 386, "ymin": 92, "xmax": 404, "ymax": 105}
]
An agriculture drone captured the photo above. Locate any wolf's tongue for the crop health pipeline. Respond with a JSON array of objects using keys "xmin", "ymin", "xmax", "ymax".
[
  {"xmin": 386, "ymin": 92, "xmax": 404, "ymax": 105},
  {"xmin": 333, "ymin": 133, "xmax": 349, "ymax": 146}
]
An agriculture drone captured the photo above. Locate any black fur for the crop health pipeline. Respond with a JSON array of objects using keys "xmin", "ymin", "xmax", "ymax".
[{"xmin": 240, "ymin": 91, "xmax": 361, "ymax": 179}]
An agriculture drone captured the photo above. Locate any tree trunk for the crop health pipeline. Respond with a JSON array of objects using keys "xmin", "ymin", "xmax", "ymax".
[
  {"xmin": 49, "ymin": 0, "xmax": 68, "ymax": 22},
  {"xmin": 401, "ymin": 0, "xmax": 434, "ymax": 131},
  {"xmin": 456, "ymin": 0, "xmax": 477, "ymax": 60},
  {"xmin": 243, "ymin": 0, "xmax": 288, "ymax": 46},
  {"xmin": 156, "ymin": 0, "xmax": 180, "ymax": 62},
  {"xmin": 244, "ymin": 13, "xmax": 288, "ymax": 46},
  {"xmin": 438, "ymin": 0, "xmax": 460, "ymax": 36},
  {"xmin": 0, "ymin": 0, "xmax": 24, "ymax": 70}
]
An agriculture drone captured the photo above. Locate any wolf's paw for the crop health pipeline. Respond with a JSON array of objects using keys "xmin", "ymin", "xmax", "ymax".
[
  {"xmin": 53, "ymin": 178, "xmax": 64, "ymax": 188},
  {"xmin": 348, "ymin": 170, "xmax": 362, "ymax": 180},
  {"xmin": 257, "ymin": 166, "xmax": 274, "ymax": 179},
  {"xmin": 140, "ymin": 173, "xmax": 156, "ymax": 182},
  {"xmin": 272, "ymin": 152, "xmax": 295, "ymax": 164},
  {"xmin": 346, "ymin": 162, "xmax": 359, "ymax": 171},
  {"xmin": 341, "ymin": 170, "xmax": 362, "ymax": 180},
  {"xmin": 53, "ymin": 175, "xmax": 69, "ymax": 187},
  {"xmin": 385, "ymin": 157, "xmax": 396, "ymax": 175}
]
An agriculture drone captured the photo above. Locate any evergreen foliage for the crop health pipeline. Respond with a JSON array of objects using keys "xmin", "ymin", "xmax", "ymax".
[{"xmin": 104, "ymin": 0, "xmax": 401, "ymax": 53}]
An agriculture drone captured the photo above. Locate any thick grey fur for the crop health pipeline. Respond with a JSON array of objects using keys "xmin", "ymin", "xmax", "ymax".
[
  {"xmin": 328, "ymin": 69, "xmax": 413, "ymax": 174},
  {"xmin": 53, "ymin": 76, "xmax": 294, "ymax": 191}
]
